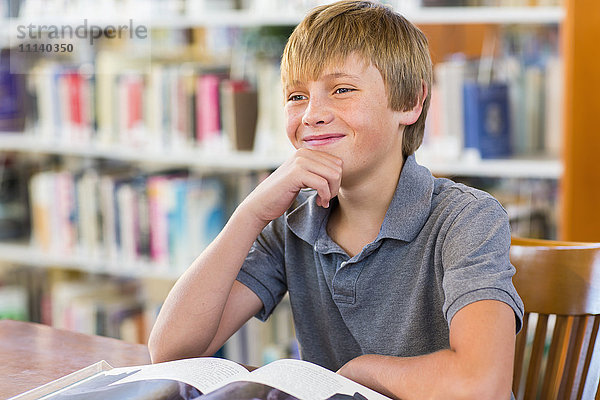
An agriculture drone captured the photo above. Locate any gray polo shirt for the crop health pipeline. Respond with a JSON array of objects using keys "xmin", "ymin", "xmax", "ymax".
[{"xmin": 237, "ymin": 154, "xmax": 524, "ymax": 372}]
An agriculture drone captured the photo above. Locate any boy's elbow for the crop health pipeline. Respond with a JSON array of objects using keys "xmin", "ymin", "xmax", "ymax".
[
  {"xmin": 147, "ymin": 329, "xmax": 169, "ymax": 364},
  {"xmin": 147, "ymin": 339, "xmax": 188, "ymax": 364},
  {"xmin": 148, "ymin": 328, "xmax": 212, "ymax": 364},
  {"xmin": 148, "ymin": 327, "xmax": 182, "ymax": 364}
]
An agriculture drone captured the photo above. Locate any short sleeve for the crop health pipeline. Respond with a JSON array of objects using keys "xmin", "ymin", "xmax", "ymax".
[
  {"xmin": 441, "ymin": 196, "xmax": 524, "ymax": 333},
  {"xmin": 236, "ymin": 217, "xmax": 288, "ymax": 321}
]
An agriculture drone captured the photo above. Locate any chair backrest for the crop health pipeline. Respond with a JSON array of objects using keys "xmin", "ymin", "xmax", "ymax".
[{"xmin": 510, "ymin": 237, "xmax": 600, "ymax": 400}]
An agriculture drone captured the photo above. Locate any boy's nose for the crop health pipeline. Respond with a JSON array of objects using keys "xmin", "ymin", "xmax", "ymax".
[{"xmin": 302, "ymin": 99, "xmax": 334, "ymax": 127}]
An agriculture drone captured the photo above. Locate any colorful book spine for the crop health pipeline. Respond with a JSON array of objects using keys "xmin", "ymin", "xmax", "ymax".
[
  {"xmin": 147, "ymin": 175, "xmax": 170, "ymax": 267},
  {"xmin": 0, "ymin": 57, "xmax": 26, "ymax": 132},
  {"xmin": 28, "ymin": 56, "xmax": 243, "ymax": 151},
  {"xmin": 462, "ymin": 82, "xmax": 512, "ymax": 159},
  {"xmin": 196, "ymin": 74, "xmax": 222, "ymax": 146}
]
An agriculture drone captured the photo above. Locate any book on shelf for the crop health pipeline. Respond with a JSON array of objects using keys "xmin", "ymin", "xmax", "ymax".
[
  {"xmin": 196, "ymin": 73, "xmax": 223, "ymax": 147},
  {"xmin": 1, "ymin": 0, "xmax": 21, "ymax": 17},
  {"xmin": 427, "ymin": 57, "xmax": 466, "ymax": 161},
  {"xmin": 30, "ymin": 51, "xmax": 250, "ymax": 153},
  {"xmin": 0, "ymin": 264, "xmax": 50, "ymax": 324},
  {"xmin": 0, "ymin": 285, "xmax": 28, "ymax": 320},
  {"xmin": 10, "ymin": 357, "xmax": 391, "ymax": 400},
  {"xmin": 29, "ymin": 62, "xmax": 95, "ymax": 144},
  {"xmin": 7, "ymin": 23, "xmax": 295, "ymax": 156},
  {"xmin": 0, "ymin": 51, "xmax": 27, "ymax": 132},
  {"xmin": 49, "ymin": 278, "xmax": 143, "ymax": 340},
  {"xmin": 254, "ymin": 58, "xmax": 289, "ymax": 156},
  {"xmin": 0, "ymin": 264, "xmax": 297, "ymax": 358},
  {"xmin": 29, "ymin": 168, "xmax": 228, "ymax": 275},
  {"xmin": 0, "ymin": 155, "xmax": 31, "ymax": 240},
  {"xmin": 221, "ymin": 79, "xmax": 258, "ymax": 151},
  {"xmin": 423, "ymin": 25, "xmax": 561, "ymax": 161},
  {"xmin": 543, "ymin": 56, "xmax": 562, "ymax": 157},
  {"xmin": 462, "ymin": 81, "xmax": 512, "ymax": 159},
  {"xmin": 76, "ymin": 169, "xmax": 102, "ymax": 259}
]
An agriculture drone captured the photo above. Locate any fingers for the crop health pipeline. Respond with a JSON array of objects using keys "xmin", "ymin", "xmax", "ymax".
[
  {"xmin": 298, "ymin": 172, "xmax": 333, "ymax": 208},
  {"xmin": 240, "ymin": 148, "xmax": 343, "ymax": 225},
  {"xmin": 289, "ymin": 148, "xmax": 343, "ymax": 208}
]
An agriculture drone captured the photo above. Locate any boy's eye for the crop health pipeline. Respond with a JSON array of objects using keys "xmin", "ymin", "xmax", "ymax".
[
  {"xmin": 334, "ymin": 87, "xmax": 354, "ymax": 95},
  {"xmin": 288, "ymin": 94, "xmax": 307, "ymax": 101}
]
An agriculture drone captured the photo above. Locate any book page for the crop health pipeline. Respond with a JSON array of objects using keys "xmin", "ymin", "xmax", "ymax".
[
  {"xmin": 10, "ymin": 361, "xmax": 113, "ymax": 400},
  {"xmin": 212, "ymin": 359, "xmax": 391, "ymax": 400},
  {"xmin": 108, "ymin": 357, "xmax": 250, "ymax": 393}
]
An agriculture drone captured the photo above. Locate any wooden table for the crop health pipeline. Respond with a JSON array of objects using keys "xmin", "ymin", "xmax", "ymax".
[{"xmin": 0, "ymin": 320, "xmax": 151, "ymax": 399}]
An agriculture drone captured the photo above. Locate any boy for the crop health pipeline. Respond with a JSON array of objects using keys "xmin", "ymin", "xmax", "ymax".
[{"xmin": 149, "ymin": 1, "xmax": 524, "ymax": 399}]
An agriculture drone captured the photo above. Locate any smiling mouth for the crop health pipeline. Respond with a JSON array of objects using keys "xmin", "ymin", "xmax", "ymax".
[{"xmin": 303, "ymin": 134, "xmax": 345, "ymax": 146}]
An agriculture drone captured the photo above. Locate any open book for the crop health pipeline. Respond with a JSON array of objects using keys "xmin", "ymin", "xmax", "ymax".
[{"xmin": 10, "ymin": 357, "xmax": 392, "ymax": 400}]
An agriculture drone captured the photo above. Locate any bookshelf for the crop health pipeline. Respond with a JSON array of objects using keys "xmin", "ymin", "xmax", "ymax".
[{"xmin": 0, "ymin": 0, "xmax": 571, "ymax": 357}]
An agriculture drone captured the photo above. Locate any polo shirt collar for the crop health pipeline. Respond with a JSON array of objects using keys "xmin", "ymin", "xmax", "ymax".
[
  {"xmin": 285, "ymin": 189, "xmax": 330, "ymax": 247},
  {"xmin": 285, "ymin": 154, "xmax": 434, "ymax": 247},
  {"xmin": 378, "ymin": 154, "xmax": 435, "ymax": 242}
]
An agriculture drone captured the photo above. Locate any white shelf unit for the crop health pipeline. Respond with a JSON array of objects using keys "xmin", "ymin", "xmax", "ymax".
[
  {"xmin": 0, "ymin": 3, "xmax": 565, "ymax": 279},
  {"xmin": 218, "ymin": 6, "xmax": 564, "ymax": 26},
  {"xmin": 0, "ymin": 134, "xmax": 289, "ymax": 172},
  {"xmin": 1, "ymin": 6, "xmax": 564, "ymax": 30},
  {"xmin": 0, "ymin": 242, "xmax": 181, "ymax": 280},
  {"xmin": 403, "ymin": 6, "xmax": 564, "ymax": 24},
  {"xmin": 0, "ymin": 133, "xmax": 561, "ymax": 179},
  {"xmin": 122, "ymin": 6, "xmax": 566, "ymax": 26},
  {"xmin": 421, "ymin": 157, "xmax": 563, "ymax": 179}
]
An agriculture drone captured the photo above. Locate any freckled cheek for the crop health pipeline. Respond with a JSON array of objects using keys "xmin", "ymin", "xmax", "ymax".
[
  {"xmin": 348, "ymin": 116, "xmax": 379, "ymax": 149},
  {"xmin": 285, "ymin": 108, "xmax": 303, "ymax": 146}
]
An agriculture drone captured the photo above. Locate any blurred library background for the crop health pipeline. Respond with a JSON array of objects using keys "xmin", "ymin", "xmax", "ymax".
[{"xmin": 0, "ymin": 0, "xmax": 598, "ymax": 368}]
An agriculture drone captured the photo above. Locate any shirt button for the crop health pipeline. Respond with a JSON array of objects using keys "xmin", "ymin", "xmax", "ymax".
[{"xmin": 340, "ymin": 261, "xmax": 347, "ymax": 268}]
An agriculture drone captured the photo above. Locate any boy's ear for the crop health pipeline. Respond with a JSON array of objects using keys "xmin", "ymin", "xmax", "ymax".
[{"xmin": 398, "ymin": 80, "xmax": 428, "ymax": 126}]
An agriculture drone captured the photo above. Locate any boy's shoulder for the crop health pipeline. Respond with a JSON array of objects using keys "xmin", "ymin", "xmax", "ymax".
[
  {"xmin": 432, "ymin": 176, "xmax": 507, "ymax": 217},
  {"xmin": 434, "ymin": 177, "xmax": 492, "ymax": 200}
]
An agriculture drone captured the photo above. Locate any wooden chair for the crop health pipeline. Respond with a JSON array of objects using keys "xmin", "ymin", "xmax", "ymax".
[{"xmin": 510, "ymin": 237, "xmax": 600, "ymax": 400}]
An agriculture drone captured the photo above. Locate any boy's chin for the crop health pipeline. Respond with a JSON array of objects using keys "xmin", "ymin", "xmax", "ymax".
[{"xmin": 298, "ymin": 145, "xmax": 343, "ymax": 158}]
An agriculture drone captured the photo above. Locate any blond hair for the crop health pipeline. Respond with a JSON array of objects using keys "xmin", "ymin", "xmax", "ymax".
[{"xmin": 281, "ymin": 0, "xmax": 432, "ymax": 157}]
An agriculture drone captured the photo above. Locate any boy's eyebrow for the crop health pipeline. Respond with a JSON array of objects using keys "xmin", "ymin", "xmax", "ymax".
[
  {"xmin": 321, "ymin": 72, "xmax": 361, "ymax": 80},
  {"xmin": 285, "ymin": 72, "xmax": 361, "ymax": 91},
  {"xmin": 285, "ymin": 81, "xmax": 304, "ymax": 91}
]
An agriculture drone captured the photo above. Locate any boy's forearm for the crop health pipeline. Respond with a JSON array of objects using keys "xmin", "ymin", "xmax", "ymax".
[
  {"xmin": 148, "ymin": 205, "xmax": 267, "ymax": 362},
  {"xmin": 338, "ymin": 301, "xmax": 515, "ymax": 400},
  {"xmin": 338, "ymin": 351, "xmax": 510, "ymax": 400}
]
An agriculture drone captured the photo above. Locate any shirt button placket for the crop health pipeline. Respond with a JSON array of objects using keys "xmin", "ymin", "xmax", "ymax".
[{"xmin": 333, "ymin": 260, "xmax": 356, "ymax": 303}]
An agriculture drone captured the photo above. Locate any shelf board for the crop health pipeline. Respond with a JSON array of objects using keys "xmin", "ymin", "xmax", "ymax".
[
  {"xmin": 406, "ymin": 6, "xmax": 564, "ymax": 25},
  {"xmin": 149, "ymin": 7, "xmax": 565, "ymax": 26},
  {"xmin": 0, "ymin": 134, "xmax": 288, "ymax": 171},
  {"xmin": 0, "ymin": 242, "xmax": 181, "ymax": 280},
  {"xmin": 1, "ymin": 6, "xmax": 564, "ymax": 33},
  {"xmin": 420, "ymin": 157, "xmax": 563, "ymax": 179},
  {"xmin": 0, "ymin": 134, "xmax": 562, "ymax": 178}
]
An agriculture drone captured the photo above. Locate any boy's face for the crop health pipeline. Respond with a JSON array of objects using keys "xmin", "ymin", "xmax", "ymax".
[{"xmin": 284, "ymin": 53, "xmax": 410, "ymax": 185}]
